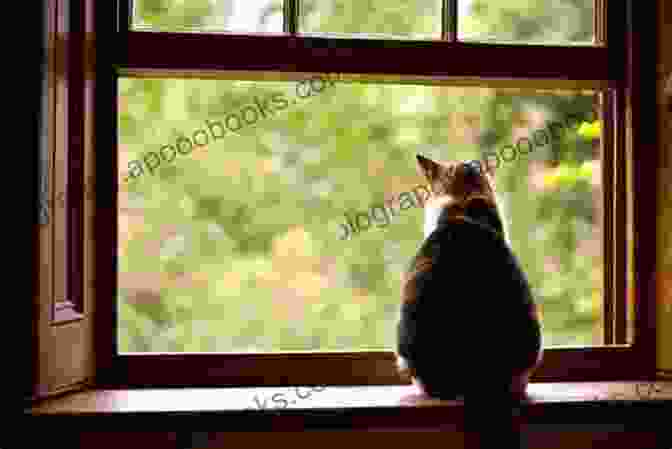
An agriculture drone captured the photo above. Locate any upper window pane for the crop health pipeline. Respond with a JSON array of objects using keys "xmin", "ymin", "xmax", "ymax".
[
  {"xmin": 130, "ymin": 0, "xmax": 596, "ymax": 44},
  {"xmin": 118, "ymin": 75, "xmax": 604, "ymax": 353},
  {"xmin": 458, "ymin": 0, "xmax": 595, "ymax": 45},
  {"xmin": 131, "ymin": 0, "xmax": 283, "ymax": 33},
  {"xmin": 300, "ymin": 0, "xmax": 443, "ymax": 39}
]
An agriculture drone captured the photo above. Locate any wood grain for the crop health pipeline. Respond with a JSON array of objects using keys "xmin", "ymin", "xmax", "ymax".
[{"xmin": 657, "ymin": 0, "xmax": 672, "ymax": 376}]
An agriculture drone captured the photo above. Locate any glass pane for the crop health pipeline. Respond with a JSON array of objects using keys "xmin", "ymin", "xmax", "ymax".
[
  {"xmin": 458, "ymin": 0, "xmax": 595, "ymax": 45},
  {"xmin": 300, "ymin": 0, "xmax": 443, "ymax": 39},
  {"xmin": 131, "ymin": 0, "xmax": 283, "ymax": 33},
  {"xmin": 118, "ymin": 76, "xmax": 603, "ymax": 352}
]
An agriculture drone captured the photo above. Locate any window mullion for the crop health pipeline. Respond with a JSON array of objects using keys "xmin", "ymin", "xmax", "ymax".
[
  {"xmin": 601, "ymin": 91, "xmax": 614, "ymax": 345},
  {"xmin": 613, "ymin": 87, "xmax": 628, "ymax": 345},
  {"xmin": 442, "ymin": 0, "xmax": 458, "ymax": 42},
  {"xmin": 119, "ymin": 0, "xmax": 131, "ymax": 32},
  {"xmin": 284, "ymin": 0, "xmax": 299, "ymax": 35},
  {"xmin": 594, "ymin": 0, "xmax": 606, "ymax": 45}
]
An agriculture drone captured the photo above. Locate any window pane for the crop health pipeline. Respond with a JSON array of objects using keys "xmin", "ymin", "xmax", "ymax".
[
  {"xmin": 458, "ymin": 0, "xmax": 594, "ymax": 45},
  {"xmin": 300, "ymin": 0, "xmax": 443, "ymax": 39},
  {"xmin": 118, "ymin": 76, "xmax": 603, "ymax": 352},
  {"xmin": 131, "ymin": 0, "xmax": 283, "ymax": 33}
]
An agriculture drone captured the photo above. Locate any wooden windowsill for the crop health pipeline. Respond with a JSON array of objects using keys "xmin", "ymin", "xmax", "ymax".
[{"xmin": 26, "ymin": 381, "xmax": 672, "ymax": 432}]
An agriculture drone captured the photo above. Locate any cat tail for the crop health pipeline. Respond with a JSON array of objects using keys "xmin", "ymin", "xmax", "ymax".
[{"xmin": 462, "ymin": 382, "xmax": 527, "ymax": 449}]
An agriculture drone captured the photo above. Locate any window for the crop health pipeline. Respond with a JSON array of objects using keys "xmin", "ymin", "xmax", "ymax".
[
  {"xmin": 36, "ymin": 0, "xmax": 657, "ymax": 394},
  {"xmin": 118, "ymin": 82, "xmax": 604, "ymax": 353}
]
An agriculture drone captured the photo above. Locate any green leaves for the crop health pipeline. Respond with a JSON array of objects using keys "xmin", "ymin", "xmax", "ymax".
[
  {"xmin": 543, "ymin": 160, "xmax": 594, "ymax": 189},
  {"xmin": 577, "ymin": 120, "xmax": 602, "ymax": 140}
]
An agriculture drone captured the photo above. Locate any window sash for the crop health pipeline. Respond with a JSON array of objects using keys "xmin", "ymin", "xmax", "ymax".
[
  {"xmin": 88, "ymin": 0, "xmax": 657, "ymax": 388},
  {"xmin": 118, "ymin": 32, "xmax": 616, "ymax": 83},
  {"xmin": 128, "ymin": 0, "xmax": 598, "ymax": 46},
  {"xmin": 104, "ymin": 347, "xmax": 643, "ymax": 388}
]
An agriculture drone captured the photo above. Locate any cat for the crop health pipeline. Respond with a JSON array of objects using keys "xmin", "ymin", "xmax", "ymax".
[{"xmin": 395, "ymin": 154, "xmax": 543, "ymax": 403}]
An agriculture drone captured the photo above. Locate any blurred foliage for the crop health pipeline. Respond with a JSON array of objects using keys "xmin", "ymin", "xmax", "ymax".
[
  {"xmin": 120, "ymin": 0, "xmax": 602, "ymax": 353},
  {"xmin": 577, "ymin": 120, "xmax": 602, "ymax": 140},
  {"xmin": 461, "ymin": 0, "xmax": 593, "ymax": 43}
]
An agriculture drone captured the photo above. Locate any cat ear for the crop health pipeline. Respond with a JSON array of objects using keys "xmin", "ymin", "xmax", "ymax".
[{"xmin": 416, "ymin": 154, "xmax": 440, "ymax": 181}]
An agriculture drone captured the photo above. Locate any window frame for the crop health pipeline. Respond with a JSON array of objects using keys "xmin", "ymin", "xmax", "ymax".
[
  {"xmin": 87, "ymin": 0, "xmax": 658, "ymax": 389},
  {"xmin": 51, "ymin": 0, "xmax": 86, "ymax": 325},
  {"xmin": 31, "ymin": 0, "xmax": 97, "ymax": 403}
]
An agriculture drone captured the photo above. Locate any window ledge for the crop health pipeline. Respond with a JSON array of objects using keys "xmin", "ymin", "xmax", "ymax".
[{"xmin": 25, "ymin": 381, "xmax": 672, "ymax": 432}]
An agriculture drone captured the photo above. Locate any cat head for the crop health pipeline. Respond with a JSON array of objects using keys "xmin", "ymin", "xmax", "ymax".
[{"xmin": 415, "ymin": 154, "xmax": 506, "ymax": 238}]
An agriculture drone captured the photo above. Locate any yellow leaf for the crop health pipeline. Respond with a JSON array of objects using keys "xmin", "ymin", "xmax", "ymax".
[{"xmin": 577, "ymin": 121, "xmax": 602, "ymax": 140}]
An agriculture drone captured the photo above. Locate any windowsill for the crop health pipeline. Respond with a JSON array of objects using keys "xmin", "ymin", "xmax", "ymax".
[{"xmin": 26, "ymin": 381, "xmax": 672, "ymax": 431}]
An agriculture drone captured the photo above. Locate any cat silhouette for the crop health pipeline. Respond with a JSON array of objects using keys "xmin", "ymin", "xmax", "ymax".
[{"xmin": 396, "ymin": 155, "xmax": 543, "ymax": 401}]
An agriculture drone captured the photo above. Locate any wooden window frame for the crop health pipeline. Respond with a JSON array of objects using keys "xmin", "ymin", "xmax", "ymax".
[
  {"xmin": 31, "ymin": 0, "xmax": 96, "ymax": 402},
  {"xmin": 78, "ymin": 0, "xmax": 658, "ymax": 389},
  {"xmin": 52, "ymin": 0, "xmax": 86, "ymax": 324}
]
